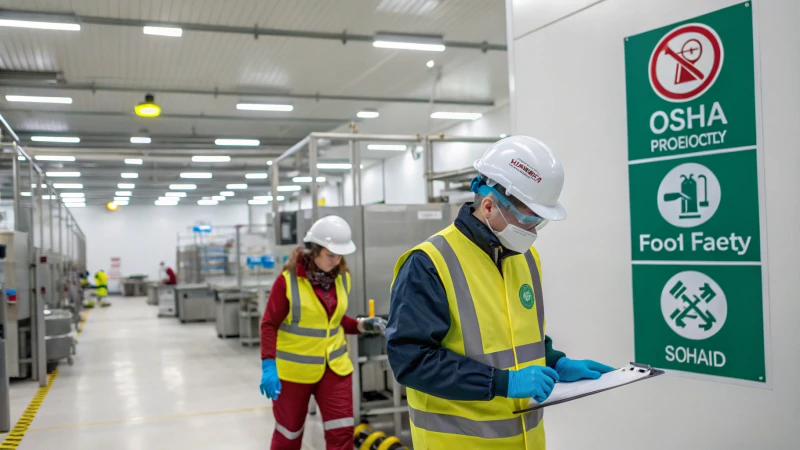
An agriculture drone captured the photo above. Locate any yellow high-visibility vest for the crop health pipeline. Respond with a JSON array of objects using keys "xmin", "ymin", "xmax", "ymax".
[
  {"xmin": 276, "ymin": 270, "xmax": 354, "ymax": 384},
  {"xmin": 393, "ymin": 224, "xmax": 548, "ymax": 450},
  {"xmin": 94, "ymin": 271, "xmax": 108, "ymax": 297}
]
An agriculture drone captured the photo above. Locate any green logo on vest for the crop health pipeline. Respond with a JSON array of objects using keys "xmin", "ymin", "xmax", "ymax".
[{"xmin": 519, "ymin": 284, "xmax": 535, "ymax": 309}]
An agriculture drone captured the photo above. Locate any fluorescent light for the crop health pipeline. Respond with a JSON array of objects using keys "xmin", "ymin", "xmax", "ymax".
[
  {"xmin": 277, "ymin": 185, "xmax": 302, "ymax": 192},
  {"xmin": 220, "ymin": 191, "xmax": 235, "ymax": 197},
  {"xmin": 115, "ymin": 191, "xmax": 132, "ymax": 196},
  {"xmin": 237, "ymin": 103, "xmax": 294, "ymax": 112},
  {"xmin": 62, "ymin": 197, "xmax": 85, "ymax": 203},
  {"xmin": 46, "ymin": 171, "xmax": 80, "ymax": 177},
  {"xmin": 113, "ymin": 201, "xmax": 129, "ymax": 206},
  {"xmin": 34, "ymin": 155, "xmax": 76, "ymax": 161},
  {"xmin": 60, "ymin": 193, "xmax": 84, "ymax": 198},
  {"xmin": 113, "ymin": 196, "xmax": 130, "ymax": 201},
  {"xmin": 192, "ymin": 155, "xmax": 231, "ymax": 163},
  {"xmin": 143, "ymin": 26, "xmax": 183, "ymax": 37},
  {"xmin": 17, "ymin": 156, "xmax": 25, "ymax": 161},
  {"xmin": 130, "ymin": 137, "xmax": 151, "ymax": 144},
  {"xmin": 158, "ymin": 196, "xmax": 179, "ymax": 201},
  {"xmin": 250, "ymin": 195, "xmax": 284, "ymax": 203},
  {"xmin": 226, "ymin": 184, "xmax": 247, "ymax": 189},
  {"xmin": 31, "ymin": 184, "xmax": 47, "ymax": 188},
  {"xmin": 215, "ymin": 139, "xmax": 260, "ymax": 146},
  {"xmin": 125, "ymin": 159, "xmax": 143, "ymax": 165},
  {"xmin": 293, "ymin": 176, "xmax": 326, "ymax": 183},
  {"xmin": 65, "ymin": 203, "xmax": 85, "ymax": 208},
  {"xmin": 41, "ymin": 195, "xmax": 55, "ymax": 200},
  {"xmin": 169, "ymin": 184, "xmax": 196, "ymax": 190},
  {"xmin": 20, "ymin": 192, "xmax": 31, "ymax": 197},
  {"xmin": 266, "ymin": 160, "xmax": 273, "ymax": 166},
  {"xmin": 121, "ymin": 173, "xmax": 139, "ymax": 179},
  {"xmin": 426, "ymin": 60, "xmax": 435, "ymax": 68},
  {"xmin": 253, "ymin": 196, "xmax": 272, "ymax": 201},
  {"xmin": 180, "ymin": 172, "xmax": 213, "ymax": 179},
  {"xmin": 5, "ymin": 95, "xmax": 72, "ymax": 104},
  {"xmin": 317, "ymin": 163, "xmax": 352, "ymax": 170},
  {"xmin": 212, "ymin": 196, "xmax": 225, "ymax": 201},
  {"xmin": 197, "ymin": 200, "xmax": 218, "ymax": 206},
  {"xmin": 248, "ymin": 199, "xmax": 268, "ymax": 205},
  {"xmin": 31, "ymin": 136, "xmax": 80, "ymax": 143},
  {"xmin": 155, "ymin": 200, "xmax": 179, "ymax": 206},
  {"xmin": 357, "ymin": 110, "xmax": 380, "ymax": 119},
  {"xmin": 52, "ymin": 183, "xmax": 82, "ymax": 189},
  {"xmin": 368, "ymin": 144, "xmax": 406, "ymax": 151},
  {"xmin": 118, "ymin": 183, "xmax": 135, "ymax": 189},
  {"xmin": 0, "ymin": 18, "xmax": 80, "ymax": 32},
  {"xmin": 165, "ymin": 192, "xmax": 186, "ymax": 197},
  {"xmin": 373, "ymin": 33, "xmax": 445, "ymax": 52},
  {"xmin": 430, "ymin": 112, "xmax": 483, "ymax": 120},
  {"xmin": 245, "ymin": 173, "xmax": 268, "ymax": 179}
]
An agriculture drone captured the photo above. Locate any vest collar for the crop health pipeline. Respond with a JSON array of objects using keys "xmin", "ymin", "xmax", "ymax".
[{"xmin": 454, "ymin": 202, "xmax": 519, "ymax": 266}]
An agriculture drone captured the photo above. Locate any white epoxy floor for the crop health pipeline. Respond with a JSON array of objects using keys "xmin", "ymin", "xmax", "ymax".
[{"xmin": 1, "ymin": 296, "xmax": 328, "ymax": 449}]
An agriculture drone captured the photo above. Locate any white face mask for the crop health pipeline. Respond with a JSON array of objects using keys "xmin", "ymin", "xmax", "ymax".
[{"xmin": 485, "ymin": 201, "xmax": 538, "ymax": 253}]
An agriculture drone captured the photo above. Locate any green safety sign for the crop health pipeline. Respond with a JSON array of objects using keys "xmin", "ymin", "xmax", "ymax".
[{"xmin": 624, "ymin": 2, "xmax": 768, "ymax": 384}]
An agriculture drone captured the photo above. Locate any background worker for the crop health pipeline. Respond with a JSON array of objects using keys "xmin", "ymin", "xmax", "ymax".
[
  {"xmin": 94, "ymin": 269, "xmax": 110, "ymax": 308},
  {"xmin": 159, "ymin": 261, "xmax": 177, "ymax": 285},
  {"xmin": 387, "ymin": 136, "xmax": 613, "ymax": 449},
  {"xmin": 258, "ymin": 215, "xmax": 386, "ymax": 450}
]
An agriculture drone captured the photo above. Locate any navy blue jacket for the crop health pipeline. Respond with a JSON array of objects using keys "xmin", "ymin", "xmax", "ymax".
[{"xmin": 387, "ymin": 203, "xmax": 566, "ymax": 401}]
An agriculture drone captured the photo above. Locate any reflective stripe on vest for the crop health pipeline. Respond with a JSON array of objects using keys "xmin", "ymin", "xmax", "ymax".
[
  {"xmin": 409, "ymin": 407, "xmax": 544, "ymax": 439},
  {"xmin": 426, "ymin": 235, "xmax": 546, "ymax": 366},
  {"xmin": 329, "ymin": 344, "xmax": 348, "ymax": 360},
  {"xmin": 276, "ymin": 350, "xmax": 325, "ymax": 365},
  {"xmin": 282, "ymin": 273, "xmax": 343, "ymax": 337}
]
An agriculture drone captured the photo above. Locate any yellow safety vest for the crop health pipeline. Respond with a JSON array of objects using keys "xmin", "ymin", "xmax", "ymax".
[
  {"xmin": 276, "ymin": 270, "xmax": 354, "ymax": 384},
  {"xmin": 393, "ymin": 224, "xmax": 548, "ymax": 450},
  {"xmin": 95, "ymin": 271, "xmax": 108, "ymax": 297}
]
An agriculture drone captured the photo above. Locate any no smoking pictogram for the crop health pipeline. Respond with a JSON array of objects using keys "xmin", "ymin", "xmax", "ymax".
[{"xmin": 649, "ymin": 23, "xmax": 724, "ymax": 102}]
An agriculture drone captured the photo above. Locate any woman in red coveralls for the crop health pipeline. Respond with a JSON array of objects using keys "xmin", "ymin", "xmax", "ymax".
[{"xmin": 259, "ymin": 215, "xmax": 386, "ymax": 450}]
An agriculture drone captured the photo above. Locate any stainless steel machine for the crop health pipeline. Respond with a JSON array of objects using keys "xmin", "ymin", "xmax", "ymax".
[
  {"xmin": 0, "ymin": 231, "xmax": 32, "ymax": 379},
  {"xmin": 174, "ymin": 283, "xmax": 216, "ymax": 323}
]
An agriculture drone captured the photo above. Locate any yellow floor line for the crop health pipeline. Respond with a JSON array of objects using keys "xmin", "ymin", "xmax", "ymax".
[
  {"xmin": 0, "ymin": 307, "xmax": 92, "ymax": 448},
  {"xmin": 29, "ymin": 405, "xmax": 273, "ymax": 432}
]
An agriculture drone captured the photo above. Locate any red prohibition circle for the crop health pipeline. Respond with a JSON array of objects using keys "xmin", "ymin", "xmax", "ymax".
[{"xmin": 649, "ymin": 25, "xmax": 723, "ymax": 101}]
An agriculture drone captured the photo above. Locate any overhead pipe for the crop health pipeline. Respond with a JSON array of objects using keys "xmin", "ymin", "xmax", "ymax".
[
  {"xmin": 2, "ymin": 108, "xmax": 348, "ymax": 125},
  {"xmin": 0, "ymin": 10, "xmax": 507, "ymax": 52}
]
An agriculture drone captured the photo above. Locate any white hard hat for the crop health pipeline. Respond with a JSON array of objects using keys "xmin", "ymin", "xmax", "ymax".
[
  {"xmin": 303, "ymin": 215, "xmax": 356, "ymax": 255},
  {"xmin": 473, "ymin": 135, "xmax": 566, "ymax": 221}
]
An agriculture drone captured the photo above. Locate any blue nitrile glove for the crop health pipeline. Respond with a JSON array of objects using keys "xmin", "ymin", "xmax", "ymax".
[
  {"xmin": 358, "ymin": 317, "xmax": 388, "ymax": 335},
  {"xmin": 507, "ymin": 365, "xmax": 560, "ymax": 403},
  {"xmin": 260, "ymin": 359, "xmax": 282, "ymax": 400},
  {"xmin": 554, "ymin": 357, "xmax": 615, "ymax": 382}
]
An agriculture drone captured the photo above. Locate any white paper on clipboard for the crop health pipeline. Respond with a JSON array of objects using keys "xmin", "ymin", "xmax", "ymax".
[{"xmin": 517, "ymin": 363, "xmax": 662, "ymax": 413}]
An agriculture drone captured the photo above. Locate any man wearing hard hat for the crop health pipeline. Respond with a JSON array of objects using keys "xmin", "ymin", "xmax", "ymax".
[{"xmin": 387, "ymin": 136, "xmax": 613, "ymax": 449}]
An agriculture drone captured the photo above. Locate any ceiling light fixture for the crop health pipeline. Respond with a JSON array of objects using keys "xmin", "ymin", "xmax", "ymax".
[
  {"xmin": 60, "ymin": 193, "xmax": 84, "ymax": 198},
  {"xmin": 248, "ymin": 199, "xmax": 268, "ymax": 205},
  {"xmin": 65, "ymin": 203, "xmax": 85, "ymax": 208},
  {"xmin": 143, "ymin": 26, "xmax": 183, "ymax": 37},
  {"xmin": 52, "ymin": 183, "xmax": 82, "ymax": 189},
  {"xmin": 430, "ymin": 112, "xmax": 483, "ymax": 120},
  {"xmin": 121, "ymin": 173, "xmax": 139, "ymax": 179},
  {"xmin": 292, "ymin": 176, "xmax": 326, "ymax": 183},
  {"xmin": 113, "ymin": 196, "xmax": 129, "ymax": 201},
  {"xmin": 20, "ymin": 192, "xmax": 32, "ymax": 196},
  {"xmin": 62, "ymin": 197, "xmax": 85, "ymax": 203},
  {"xmin": 158, "ymin": 196, "xmax": 179, "ymax": 201},
  {"xmin": 115, "ymin": 191, "xmax": 132, "ymax": 196},
  {"xmin": 45, "ymin": 171, "xmax": 80, "ymax": 177},
  {"xmin": 220, "ymin": 191, "xmax": 235, "ymax": 197},
  {"xmin": 192, "ymin": 155, "xmax": 231, "ymax": 163},
  {"xmin": 0, "ymin": 13, "xmax": 81, "ymax": 31},
  {"xmin": 245, "ymin": 173, "xmax": 268, "ymax": 179},
  {"xmin": 34, "ymin": 155, "xmax": 76, "ymax": 161},
  {"xmin": 165, "ymin": 192, "xmax": 187, "ymax": 197},
  {"xmin": 130, "ymin": 137, "xmax": 151, "ymax": 144},
  {"xmin": 226, "ymin": 184, "xmax": 247, "ymax": 190},
  {"xmin": 5, "ymin": 95, "xmax": 72, "ymax": 104},
  {"xmin": 426, "ymin": 60, "xmax": 435, "ymax": 68},
  {"xmin": 31, "ymin": 136, "xmax": 80, "ymax": 143},
  {"xmin": 197, "ymin": 199, "xmax": 218, "ymax": 206},
  {"xmin": 367, "ymin": 144, "xmax": 406, "ymax": 151},
  {"xmin": 215, "ymin": 138, "xmax": 260, "ymax": 146},
  {"xmin": 180, "ymin": 172, "xmax": 213, "ymax": 179},
  {"xmin": 212, "ymin": 196, "xmax": 225, "ymax": 201},
  {"xmin": 277, "ymin": 185, "xmax": 302, "ymax": 192},
  {"xmin": 135, "ymin": 94, "xmax": 161, "ymax": 118},
  {"xmin": 125, "ymin": 158, "xmax": 143, "ymax": 165},
  {"xmin": 169, "ymin": 184, "xmax": 197, "ymax": 190},
  {"xmin": 317, "ymin": 163, "xmax": 352, "ymax": 170},
  {"xmin": 373, "ymin": 33, "xmax": 446, "ymax": 52},
  {"xmin": 118, "ymin": 183, "xmax": 135, "ymax": 189},
  {"xmin": 357, "ymin": 110, "xmax": 380, "ymax": 119},
  {"xmin": 266, "ymin": 160, "xmax": 273, "ymax": 166},
  {"xmin": 236, "ymin": 103, "xmax": 294, "ymax": 112}
]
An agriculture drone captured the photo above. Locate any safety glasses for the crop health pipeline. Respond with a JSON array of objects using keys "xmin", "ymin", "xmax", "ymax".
[{"xmin": 478, "ymin": 184, "xmax": 548, "ymax": 228}]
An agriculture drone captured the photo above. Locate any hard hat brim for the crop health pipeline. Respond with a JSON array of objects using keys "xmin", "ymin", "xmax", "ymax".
[{"xmin": 322, "ymin": 240, "xmax": 356, "ymax": 256}]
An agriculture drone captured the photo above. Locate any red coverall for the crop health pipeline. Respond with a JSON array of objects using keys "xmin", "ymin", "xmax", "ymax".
[
  {"xmin": 164, "ymin": 267, "xmax": 177, "ymax": 285},
  {"xmin": 260, "ymin": 261, "xmax": 360, "ymax": 450}
]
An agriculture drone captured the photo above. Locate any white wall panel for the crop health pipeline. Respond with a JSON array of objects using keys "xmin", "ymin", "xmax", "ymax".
[
  {"xmin": 511, "ymin": 0, "xmax": 604, "ymax": 39},
  {"xmin": 509, "ymin": 0, "xmax": 799, "ymax": 449}
]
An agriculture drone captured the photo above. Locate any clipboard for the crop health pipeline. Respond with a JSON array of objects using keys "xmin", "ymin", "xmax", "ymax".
[{"xmin": 513, "ymin": 362, "xmax": 665, "ymax": 414}]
